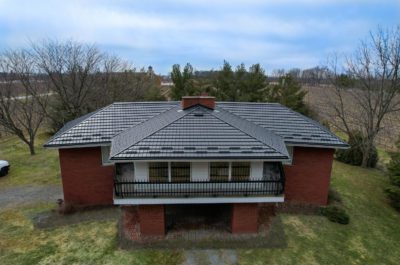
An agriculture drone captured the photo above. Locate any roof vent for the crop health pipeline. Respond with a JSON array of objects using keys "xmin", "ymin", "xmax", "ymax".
[{"xmin": 193, "ymin": 111, "xmax": 204, "ymax": 117}]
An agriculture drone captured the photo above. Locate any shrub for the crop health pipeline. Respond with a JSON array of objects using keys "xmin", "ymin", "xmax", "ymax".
[
  {"xmin": 336, "ymin": 131, "xmax": 378, "ymax": 168},
  {"xmin": 389, "ymin": 175, "xmax": 400, "ymax": 187},
  {"xmin": 320, "ymin": 205, "xmax": 350, "ymax": 224},
  {"xmin": 328, "ymin": 188, "xmax": 342, "ymax": 204},
  {"xmin": 385, "ymin": 186, "xmax": 400, "ymax": 210},
  {"xmin": 386, "ymin": 137, "xmax": 400, "ymax": 211}
]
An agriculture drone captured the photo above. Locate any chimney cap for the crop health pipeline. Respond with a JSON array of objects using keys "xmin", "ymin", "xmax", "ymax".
[
  {"xmin": 181, "ymin": 96, "xmax": 216, "ymax": 110},
  {"xmin": 182, "ymin": 95, "xmax": 215, "ymax": 99}
]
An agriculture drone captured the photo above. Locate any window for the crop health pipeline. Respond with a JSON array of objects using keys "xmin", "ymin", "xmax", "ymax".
[
  {"xmin": 149, "ymin": 162, "xmax": 168, "ymax": 182},
  {"xmin": 171, "ymin": 162, "xmax": 190, "ymax": 182},
  {"xmin": 210, "ymin": 162, "xmax": 229, "ymax": 181},
  {"xmin": 115, "ymin": 163, "xmax": 134, "ymax": 181},
  {"xmin": 263, "ymin": 163, "xmax": 281, "ymax": 181},
  {"xmin": 231, "ymin": 162, "xmax": 250, "ymax": 181},
  {"xmin": 101, "ymin": 146, "xmax": 112, "ymax": 165}
]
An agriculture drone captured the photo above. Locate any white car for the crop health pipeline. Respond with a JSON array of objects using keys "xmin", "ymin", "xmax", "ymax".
[{"xmin": 0, "ymin": 160, "xmax": 10, "ymax": 177}]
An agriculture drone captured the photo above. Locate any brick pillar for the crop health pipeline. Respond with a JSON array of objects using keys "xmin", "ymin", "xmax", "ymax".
[
  {"xmin": 231, "ymin": 203, "xmax": 259, "ymax": 234},
  {"xmin": 138, "ymin": 205, "xmax": 165, "ymax": 236}
]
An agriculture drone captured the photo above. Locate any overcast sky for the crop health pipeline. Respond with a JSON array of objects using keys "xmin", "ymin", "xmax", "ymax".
[{"xmin": 0, "ymin": 0, "xmax": 399, "ymax": 74}]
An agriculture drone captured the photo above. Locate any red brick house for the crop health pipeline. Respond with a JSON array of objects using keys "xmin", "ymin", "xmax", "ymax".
[{"xmin": 45, "ymin": 96, "xmax": 347, "ymax": 236}]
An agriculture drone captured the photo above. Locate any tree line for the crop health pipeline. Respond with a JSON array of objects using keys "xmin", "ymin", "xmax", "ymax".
[
  {"xmin": 0, "ymin": 40, "xmax": 164, "ymax": 154},
  {"xmin": 170, "ymin": 61, "xmax": 310, "ymax": 115}
]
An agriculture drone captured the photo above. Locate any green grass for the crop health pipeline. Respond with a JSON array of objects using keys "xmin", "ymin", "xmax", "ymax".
[
  {"xmin": 0, "ymin": 133, "xmax": 60, "ymax": 187},
  {"xmin": 0, "ymin": 203, "xmax": 183, "ymax": 265},
  {"xmin": 1, "ymin": 135, "xmax": 400, "ymax": 264},
  {"xmin": 238, "ymin": 161, "xmax": 400, "ymax": 265}
]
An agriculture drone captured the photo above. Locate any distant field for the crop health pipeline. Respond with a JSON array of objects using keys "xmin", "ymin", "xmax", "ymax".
[{"xmin": 304, "ymin": 85, "xmax": 400, "ymax": 151}]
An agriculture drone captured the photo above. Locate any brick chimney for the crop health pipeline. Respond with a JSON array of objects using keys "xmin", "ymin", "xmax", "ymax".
[{"xmin": 181, "ymin": 96, "xmax": 215, "ymax": 110}]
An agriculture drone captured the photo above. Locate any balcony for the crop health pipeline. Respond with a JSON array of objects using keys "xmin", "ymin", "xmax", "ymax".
[
  {"xmin": 114, "ymin": 179, "xmax": 284, "ymax": 199},
  {"xmin": 113, "ymin": 162, "xmax": 285, "ymax": 202}
]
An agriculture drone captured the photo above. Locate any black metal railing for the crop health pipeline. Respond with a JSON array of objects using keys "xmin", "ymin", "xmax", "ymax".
[{"xmin": 114, "ymin": 179, "xmax": 284, "ymax": 199}]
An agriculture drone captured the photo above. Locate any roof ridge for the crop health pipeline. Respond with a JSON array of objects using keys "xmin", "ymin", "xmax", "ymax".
[
  {"xmin": 110, "ymin": 103, "xmax": 179, "ymax": 140},
  {"xmin": 112, "ymin": 101, "xmax": 180, "ymax": 105},
  {"xmin": 110, "ymin": 106, "xmax": 198, "ymax": 159},
  {"xmin": 212, "ymin": 107, "xmax": 289, "ymax": 158},
  {"xmin": 216, "ymin": 101, "xmax": 280, "ymax": 105}
]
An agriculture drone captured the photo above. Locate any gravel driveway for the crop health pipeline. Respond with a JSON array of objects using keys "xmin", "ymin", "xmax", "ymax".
[{"xmin": 0, "ymin": 184, "xmax": 63, "ymax": 208}]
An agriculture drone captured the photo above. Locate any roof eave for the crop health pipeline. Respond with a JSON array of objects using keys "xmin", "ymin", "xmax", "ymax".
[
  {"xmin": 109, "ymin": 155, "xmax": 290, "ymax": 162},
  {"xmin": 285, "ymin": 142, "xmax": 349, "ymax": 149},
  {"xmin": 43, "ymin": 141, "xmax": 111, "ymax": 149}
]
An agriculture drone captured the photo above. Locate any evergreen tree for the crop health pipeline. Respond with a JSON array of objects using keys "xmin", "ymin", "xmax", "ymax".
[
  {"xmin": 232, "ymin": 63, "xmax": 247, "ymax": 101},
  {"xmin": 386, "ymin": 138, "xmax": 400, "ymax": 211},
  {"xmin": 170, "ymin": 63, "xmax": 196, "ymax": 100},
  {"xmin": 239, "ymin": 63, "xmax": 268, "ymax": 102},
  {"xmin": 212, "ymin": 60, "xmax": 235, "ymax": 100},
  {"xmin": 211, "ymin": 61, "xmax": 268, "ymax": 102},
  {"xmin": 266, "ymin": 74, "xmax": 310, "ymax": 115}
]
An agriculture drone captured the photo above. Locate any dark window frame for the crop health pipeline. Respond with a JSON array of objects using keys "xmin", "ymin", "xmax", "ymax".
[
  {"xmin": 231, "ymin": 162, "xmax": 251, "ymax": 181},
  {"xmin": 209, "ymin": 162, "xmax": 229, "ymax": 181},
  {"xmin": 148, "ymin": 162, "xmax": 169, "ymax": 182},
  {"xmin": 171, "ymin": 162, "xmax": 191, "ymax": 182}
]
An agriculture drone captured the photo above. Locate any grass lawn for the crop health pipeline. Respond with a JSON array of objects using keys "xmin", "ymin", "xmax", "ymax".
[
  {"xmin": 239, "ymin": 162, "xmax": 400, "ymax": 265},
  {"xmin": 0, "ymin": 133, "xmax": 60, "ymax": 187},
  {"xmin": 1, "ymin": 135, "xmax": 400, "ymax": 264}
]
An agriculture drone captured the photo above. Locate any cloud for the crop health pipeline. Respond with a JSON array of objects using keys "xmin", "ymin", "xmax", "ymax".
[{"xmin": 0, "ymin": 0, "xmax": 397, "ymax": 73}]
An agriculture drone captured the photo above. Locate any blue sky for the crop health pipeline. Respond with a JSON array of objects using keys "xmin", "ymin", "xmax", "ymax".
[{"xmin": 0, "ymin": 0, "xmax": 398, "ymax": 74}]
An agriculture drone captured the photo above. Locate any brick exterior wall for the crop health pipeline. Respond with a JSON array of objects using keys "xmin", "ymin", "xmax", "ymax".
[
  {"xmin": 58, "ymin": 147, "xmax": 114, "ymax": 206},
  {"xmin": 231, "ymin": 203, "xmax": 259, "ymax": 234},
  {"xmin": 138, "ymin": 205, "xmax": 165, "ymax": 236},
  {"xmin": 284, "ymin": 147, "xmax": 334, "ymax": 205}
]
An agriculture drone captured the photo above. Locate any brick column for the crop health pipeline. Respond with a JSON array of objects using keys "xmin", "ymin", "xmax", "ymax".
[
  {"xmin": 138, "ymin": 205, "xmax": 165, "ymax": 236},
  {"xmin": 231, "ymin": 203, "xmax": 259, "ymax": 234},
  {"xmin": 284, "ymin": 147, "xmax": 334, "ymax": 205}
]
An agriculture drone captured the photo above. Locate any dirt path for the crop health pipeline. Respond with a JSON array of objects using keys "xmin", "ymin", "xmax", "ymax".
[
  {"xmin": 183, "ymin": 250, "xmax": 238, "ymax": 265},
  {"xmin": 0, "ymin": 184, "xmax": 62, "ymax": 209}
]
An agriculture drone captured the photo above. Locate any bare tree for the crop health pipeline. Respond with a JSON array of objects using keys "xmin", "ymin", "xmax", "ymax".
[
  {"xmin": 288, "ymin": 68, "xmax": 301, "ymax": 79},
  {"xmin": 271, "ymin": 68, "xmax": 286, "ymax": 78},
  {"xmin": 328, "ymin": 26, "xmax": 400, "ymax": 167},
  {"xmin": 95, "ymin": 56, "xmax": 158, "ymax": 106},
  {"xmin": 31, "ymin": 40, "xmax": 161, "ymax": 131},
  {"xmin": 31, "ymin": 40, "xmax": 103, "ymax": 131},
  {"xmin": 0, "ymin": 50, "xmax": 48, "ymax": 155}
]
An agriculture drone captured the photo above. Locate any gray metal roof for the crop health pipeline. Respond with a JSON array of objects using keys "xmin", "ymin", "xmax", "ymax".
[
  {"xmin": 218, "ymin": 102, "xmax": 348, "ymax": 148},
  {"xmin": 45, "ymin": 101, "xmax": 347, "ymax": 151},
  {"xmin": 44, "ymin": 102, "xmax": 178, "ymax": 147},
  {"xmin": 110, "ymin": 105, "xmax": 289, "ymax": 160}
]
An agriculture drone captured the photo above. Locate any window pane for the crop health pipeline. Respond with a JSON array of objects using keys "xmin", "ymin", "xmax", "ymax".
[
  {"xmin": 210, "ymin": 162, "xmax": 229, "ymax": 181},
  {"xmin": 263, "ymin": 163, "xmax": 281, "ymax": 180},
  {"xmin": 115, "ymin": 163, "xmax": 134, "ymax": 182},
  {"xmin": 171, "ymin": 162, "xmax": 190, "ymax": 182},
  {"xmin": 149, "ymin": 162, "xmax": 168, "ymax": 182},
  {"xmin": 231, "ymin": 162, "xmax": 250, "ymax": 181}
]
